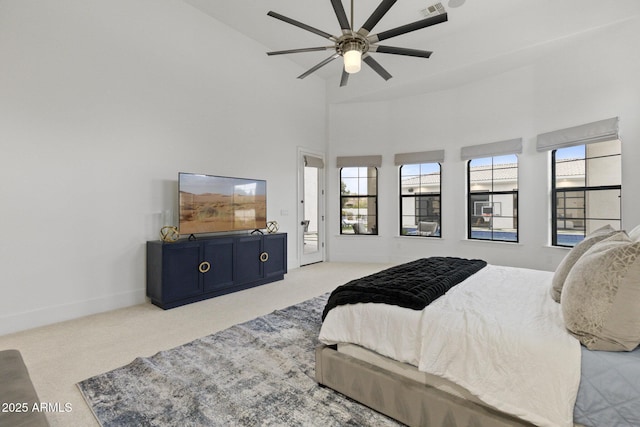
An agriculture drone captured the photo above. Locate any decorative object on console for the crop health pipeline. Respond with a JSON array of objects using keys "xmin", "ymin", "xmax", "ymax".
[
  {"xmin": 266, "ymin": 220, "xmax": 279, "ymax": 233},
  {"xmin": 159, "ymin": 225, "xmax": 179, "ymax": 243},
  {"xmin": 266, "ymin": 0, "xmax": 448, "ymax": 87}
]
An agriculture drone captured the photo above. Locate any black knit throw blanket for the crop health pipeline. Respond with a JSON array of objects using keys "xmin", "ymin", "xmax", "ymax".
[{"xmin": 322, "ymin": 257, "xmax": 487, "ymax": 321}]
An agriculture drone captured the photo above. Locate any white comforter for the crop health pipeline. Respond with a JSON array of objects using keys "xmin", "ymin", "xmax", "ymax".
[{"xmin": 319, "ymin": 264, "xmax": 581, "ymax": 427}]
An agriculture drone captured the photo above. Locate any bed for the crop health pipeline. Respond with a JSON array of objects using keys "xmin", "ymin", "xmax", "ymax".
[{"xmin": 316, "ymin": 227, "xmax": 640, "ymax": 427}]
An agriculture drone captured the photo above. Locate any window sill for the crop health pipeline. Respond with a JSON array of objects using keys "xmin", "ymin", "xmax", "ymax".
[
  {"xmin": 395, "ymin": 235, "xmax": 443, "ymax": 240},
  {"xmin": 460, "ymin": 238, "xmax": 521, "ymax": 246}
]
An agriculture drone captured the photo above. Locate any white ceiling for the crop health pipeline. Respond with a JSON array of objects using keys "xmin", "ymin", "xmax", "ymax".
[{"xmin": 182, "ymin": 0, "xmax": 640, "ymax": 103}]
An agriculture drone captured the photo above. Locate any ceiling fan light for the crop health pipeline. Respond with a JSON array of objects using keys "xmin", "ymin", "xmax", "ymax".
[{"xmin": 344, "ymin": 49, "xmax": 362, "ymax": 74}]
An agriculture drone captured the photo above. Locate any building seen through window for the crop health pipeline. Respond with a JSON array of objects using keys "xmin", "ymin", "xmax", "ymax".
[
  {"xmin": 552, "ymin": 140, "xmax": 621, "ymax": 247},
  {"xmin": 467, "ymin": 154, "xmax": 519, "ymax": 242},
  {"xmin": 399, "ymin": 163, "xmax": 441, "ymax": 237},
  {"xmin": 340, "ymin": 167, "xmax": 378, "ymax": 235}
]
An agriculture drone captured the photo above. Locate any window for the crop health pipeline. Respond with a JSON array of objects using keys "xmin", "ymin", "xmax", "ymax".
[
  {"xmin": 340, "ymin": 167, "xmax": 378, "ymax": 235},
  {"xmin": 552, "ymin": 140, "xmax": 621, "ymax": 247},
  {"xmin": 399, "ymin": 163, "xmax": 441, "ymax": 237},
  {"xmin": 468, "ymin": 155, "xmax": 518, "ymax": 242}
]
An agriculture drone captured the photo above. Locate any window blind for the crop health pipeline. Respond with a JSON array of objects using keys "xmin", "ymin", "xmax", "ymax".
[
  {"xmin": 304, "ymin": 155, "xmax": 324, "ymax": 168},
  {"xmin": 336, "ymin": 155, "xmax": 382, "ymax": 168},
  {"xmin": 536, "ymin": 117, "xmax": 619, "ymax": 152},
  {"xmin": 460, "ymin": 138, "xmax": 522, "ymax": 161},
  {"xmin": 394, "ymin": 149, "xmax": 444, "ymax": 165}
]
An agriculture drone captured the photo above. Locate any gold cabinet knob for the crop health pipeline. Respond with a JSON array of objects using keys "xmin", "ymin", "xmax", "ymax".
[
  {"xmin": 198, "ymin": 261, "xmax": 211, "ymax": 273},
  {"xmin": 259, "ymin": 252, "xmax": 269, "ymax": 262}
]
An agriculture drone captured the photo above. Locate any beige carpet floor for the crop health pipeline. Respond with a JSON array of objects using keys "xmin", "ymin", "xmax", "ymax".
[{"xmin": 0, "ymin": 262, "xmax": 392, "ymax": 426}]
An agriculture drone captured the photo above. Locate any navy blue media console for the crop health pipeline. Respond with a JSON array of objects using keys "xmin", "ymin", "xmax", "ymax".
[{"xmin": 146, "ymin": 233, "xmax": 287, "ymax": 309}]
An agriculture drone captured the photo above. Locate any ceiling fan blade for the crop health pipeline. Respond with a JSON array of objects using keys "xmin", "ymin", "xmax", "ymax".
[
  {"xmin": 330, "ymin": 0, "xmax": 351, "ymax": 33},
  {"xmin": 370, "ymin": 45, "xmax": 432, "ymax": 58},
  {"xmin": 297, "ymin": 54, "xmax": 340, "ymax": 79},
  {"xmin": 267, "ymin": 11, "xmax": 336, "ymax": 41},
  {"xmin": 358, "ymin": 0, "xmax": 397, "ymax": 36},
  {"xmin": 363, "ymin": 55, "xmax": 392, "ymax": 81},
  {"xmin": 369, "ymin": 13, "xmax": 447, "ymax": 43},
  {"xmin": 340, "ymin": 68, "xmax": 349, "ymax": 87},
  {"xmin": 267, "ymin": 46, "xmax": 334, "ymax": 56}
]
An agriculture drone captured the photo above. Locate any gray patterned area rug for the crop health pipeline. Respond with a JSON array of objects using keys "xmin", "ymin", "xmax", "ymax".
[{"xmin": 78, "ymin": 294, "xmax": 402, "ymax": 426}]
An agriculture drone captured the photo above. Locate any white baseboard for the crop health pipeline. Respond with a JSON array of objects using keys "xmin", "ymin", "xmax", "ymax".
[{"xmin": 0, "ymin": 289, "xmax": 146, "ymax": 336}]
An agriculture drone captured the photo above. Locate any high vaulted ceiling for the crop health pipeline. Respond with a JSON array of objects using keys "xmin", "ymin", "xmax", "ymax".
[{"xmin": 183, "ymin": 0, "xmax": 640, "ymax": 103}]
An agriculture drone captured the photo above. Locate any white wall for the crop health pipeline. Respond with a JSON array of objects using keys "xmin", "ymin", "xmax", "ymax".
[
  {"xmin": 328, "ymin": 18, "xmax": 640, "ymax": 271},
  {"xmin": 2, "ymin": 2, "xmax": 638, "ymax": 335},
  {"xmin": 0, "ymin": 0, "xmax": 326, "ymax": 334}
]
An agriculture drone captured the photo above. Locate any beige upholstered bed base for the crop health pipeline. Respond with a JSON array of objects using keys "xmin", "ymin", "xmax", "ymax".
[{"xmin": 315, "ymin": 344, "xmax": 535, "ymax": 427}]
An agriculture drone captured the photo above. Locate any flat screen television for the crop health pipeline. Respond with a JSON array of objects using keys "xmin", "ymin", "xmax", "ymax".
[{"xmin": 178, "ymin": 172, "xmax": 267, "ymax": 235}]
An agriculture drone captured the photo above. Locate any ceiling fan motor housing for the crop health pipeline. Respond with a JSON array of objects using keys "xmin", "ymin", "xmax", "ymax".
[{"xmin": 337, "ymin": 35, "xmax": 368, "ymax": 56}]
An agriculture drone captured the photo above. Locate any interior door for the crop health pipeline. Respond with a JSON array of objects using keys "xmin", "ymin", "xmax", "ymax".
[{"xmin": 299, "ymin": 149, "xmax": 325, "ymax": 266}]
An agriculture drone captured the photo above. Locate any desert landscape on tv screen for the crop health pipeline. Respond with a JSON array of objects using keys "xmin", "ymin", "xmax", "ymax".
[{"xmin": 179, "ymin": 175, "xmax": 266, "ymax": 234}]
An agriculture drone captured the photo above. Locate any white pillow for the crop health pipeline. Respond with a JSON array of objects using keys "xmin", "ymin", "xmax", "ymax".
[
  {"xmin": 628, "ymin": 224, "xmax": 640, "ymax": 242},
  {"xmin": 550, "ymin": 225, "xmax": 620, "ymax": 303},
  {"xmin": 562, "ymin": 234, "xmax": 640, "ymax": 351}
]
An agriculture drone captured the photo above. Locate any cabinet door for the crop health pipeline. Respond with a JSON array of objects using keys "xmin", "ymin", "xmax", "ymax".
[
  {"xmin": 162, "ymin": 242, "xmax": 202, "ymax": 302},
  {"xmin": 235, "ymin": 235, "xmax": 263, "ymax": 284},
  {"xmin": 263, "ymin": 234, "xmax": 287, "ymax": 279},
  {"xmin": 202, "ymin": 238, "xmax": 234, "ymax": 292}
]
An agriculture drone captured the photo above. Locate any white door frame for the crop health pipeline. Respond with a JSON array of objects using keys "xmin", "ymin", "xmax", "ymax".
[{"xmin": 297, "ymin": 147, "xmax": 325, "ymax": 266}]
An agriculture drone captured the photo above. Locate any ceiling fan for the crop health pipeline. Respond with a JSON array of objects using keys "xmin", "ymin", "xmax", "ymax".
[{"xmin": 266, "ymin": 0, "xmax": 448, "ymax": 87}]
